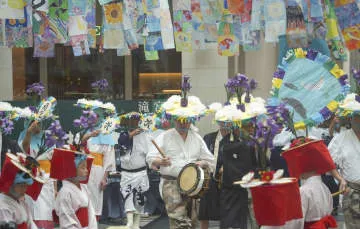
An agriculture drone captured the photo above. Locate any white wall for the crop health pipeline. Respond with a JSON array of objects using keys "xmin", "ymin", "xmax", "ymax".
[
  {"xmin": 0, "ymin": 48, "xmax": 13, "ymax": 101},
  {"xmin": 244, "ymin": 36, "xmax": 278, "ymax": 99},
  {"xmin": 183, "ymin": 39, "xmax": 279, "ymax": 136},
  {"xmin": 182, "ymin": 43, "xmax": 229, "ymax": 136}
]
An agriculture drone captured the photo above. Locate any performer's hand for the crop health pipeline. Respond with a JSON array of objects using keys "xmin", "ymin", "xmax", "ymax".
[
  {"xmin": 129, "ymin": 128, "xmax": 143, "ymax": 138},
  {"xmin": 90, "ymin": 130, "xmax": 101, "ymax": 138},
  {"xmin": 100, "ymin": 177, "xmax": 107, "ymax": 191},
  {"xmin": 195, "ymin": 160, "xmax": 208, "ymax": 169},
  {"xmin": 27, "ymin": 121, "xmax": 40, "ymax": 134},
  {"xmin": 339, "ymin": 179, "xmax": 350, "ymax": 195},
  {"xmin": 82, "ymin": 130, "xmax": 101, "ymax": 142},
  {"xmin": 152, "ymin": 156, "xmax": 171, "ymax": 168}
]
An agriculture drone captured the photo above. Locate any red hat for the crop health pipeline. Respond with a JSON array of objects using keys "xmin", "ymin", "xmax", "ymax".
[
  {"xmin": 250, "ymin": 178, "xmax": 303, "ymax": 226},
  {"xmin": 282, "ymin": 139, "xmax": 336, "ymax": 178},
  {"xmin": 0, "ymin": 153, "xmax": 45, "ymax": 200},
  {"xmin": 50, "ymin": 148, "xmax": 93, "ymax": 183}
]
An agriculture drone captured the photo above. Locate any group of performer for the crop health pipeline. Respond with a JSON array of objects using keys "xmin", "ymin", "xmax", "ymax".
[{"xmin": 0, "ymin": 80, "xmax": 359, "ymax": 229}]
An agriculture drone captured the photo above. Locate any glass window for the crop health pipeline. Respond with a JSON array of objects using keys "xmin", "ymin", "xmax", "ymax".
[
  {"xmin": 12, "ymin": 48, "xmax": 40, "ymax": 100},
  {"xmin": 47, "ymin": 46, "xmax": 126, "ymax": 100},
  {"xmin": 132, "ymin": 48, "xmax": 182, "ymax": 99}
]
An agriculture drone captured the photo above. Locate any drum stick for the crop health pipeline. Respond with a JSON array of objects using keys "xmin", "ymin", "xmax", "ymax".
[
  {"xmin": 332, "ymin": 190, "xmax": 345, "ymax": 197},
  {"xmin": 151, "ymin": 139, "xmax": 166, "ymax": 158}
]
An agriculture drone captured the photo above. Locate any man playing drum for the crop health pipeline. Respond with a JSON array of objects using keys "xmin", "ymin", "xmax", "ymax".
[{"xmin": 146, "ymin": 81, "xmax": 215, "ymax": 229}]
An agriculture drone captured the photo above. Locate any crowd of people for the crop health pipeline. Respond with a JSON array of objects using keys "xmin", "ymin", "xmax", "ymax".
[{"xmin": 0, "ymin": 76, "xmax": 359, "ymax": 229}]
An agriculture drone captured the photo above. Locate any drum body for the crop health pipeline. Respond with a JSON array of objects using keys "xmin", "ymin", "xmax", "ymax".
[{"xmin": 177, "ymin": 163, "xmax": 210, "ymax": 198}]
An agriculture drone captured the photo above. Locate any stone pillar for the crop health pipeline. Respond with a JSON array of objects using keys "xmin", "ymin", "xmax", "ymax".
[{"xmin": 0, "ymin": 48, "xmax": 13, "ymax": 101}]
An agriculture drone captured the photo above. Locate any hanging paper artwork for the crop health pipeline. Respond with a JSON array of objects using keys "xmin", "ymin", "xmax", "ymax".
[
  {"xmin": 124, "ymin": 0, "xmax": 145, "ymax": 45},
  {"xmin": 86, "ymin": 0, "xmax": 96, "ymax": 48},
  {"xmin": 68, "ymin": 15, "xmax": 87, "ymax": 36},
  {"xmin": 104, "ymin": 29, "xmax": 126, "ymax": 49},
  {"xmin": 173, "ymin": 0, "xmax": 191, "ymax": 11},
  {"xmin": 250, "ymin": 0, "xmax": 264, "ymax": 31},
  {"xmin": 32, "ymin": 0, "xmax": 49, "ymax": 13},
  {"xmin": 72, "ymin": 40, "xmax": 90, "ymax": 56},
  {"xmin": 145, "ymin": 0, "xmax": 160, "ymax": 10},
  {"xmin": 286, "ymin": 1, "xmax": 307, "ymax": 48},
  {"xmin": 227, "ymin": 0, "xmax": 244, "ymax": 15},
  {"xmin": 174, "ymin": 31, "xmax": 192, "ymax": 52},
  {"xmin": 233, "ymin": 16, "xmax": 243, "ymax": 44},
  {"xmin": 173, "ymin": 10, "xmax": 193, "ymax": 51},
  {"xmin": 192, "ymin": 31, "xmax": 206, "ymax": 49},
  {"xmin": 117, "ymin": 46, "xmax": 131, "ymax": 56},
  {"xmin": 217, "ymin": 22, "xmax": 239, "ymax": 56},
  {"xmin": 145, "ymin": 50, "xmax": 159, "ymax": 60},
  {"xmin": 98, "ymin": 0, "xmax": 112, "ymax": 6},
  {"xmin": 204, "ymin": 23, "xmax": 217, "ymax": 42},
  {"xmin": 48, "ymin": 0, "xmax": 69, "ymax": 21},
  {"xmin": 5, "ymin": 5, "xmax": 32, "ymax": 48},
  {"xmin": 33, "ymin": 34, "xmax": 55, "ymax": 57},
  {"xmin": 264, "ymin": 0, "xmax": 286, "ymax": 43},
  {"xmin": 70, "ymin": 34, "xmax": 87, "ymax": 46},
  {"xmin": 104, "ymin": 2, "xmax": 123, "ymax": 25},
  {"xmin": 160, "ymin": 8, "xmax": 175, "ymax": 49},
  {"xmin": 49, "ymin": 17, "xmax": 68, "ymax": 43},
  {"xmin": 334, "ymin": 1, "xmax": 360, "ymax": 50},
  {"xmin": 0, "ymin": 0, "xmax": 26, "ymax": 19},
  {"xmin": 241, "ymin": 0, "xmax": 252, "ymax": 23},
  {"xmin": 145, "ymin": 32, "xmax": 164, "ymax": 51},
  {"xmin": 68, "ymin": 0, "xmax": 86, "ymax": 16},
  {"xmin": 310, "ymin": 0, "xmax": 323, "ymax": 22},
  {"xmin": 147, "ymin": 15, "xmax": 161, "ymax": 32},
  {"xmin": 199, "ymin": 0, "xmax": 222, "ymax": 23},
  {"xmin": 241, "ymin": 22, "xmax": 261, "ymax": 51}
]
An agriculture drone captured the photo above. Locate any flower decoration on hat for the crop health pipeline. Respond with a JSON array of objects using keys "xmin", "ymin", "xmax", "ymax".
[
  {"xmin": 160, "ymin": 75, "xmax": 208, "ymax": 123},
  {"xmin": 338, "ymin": 93, "xmax": 360, "ymax": 117},
  {"xmin": 0, "ymin": 102, "xmax": 35, "ymax": 135},
  {"xmin": 210, "ymin": 73, "xmax": 265, "ymax": 127},
  {"xmin": 70, "ymin": 109, "xmax": 99, "ymax": 151},
  {"xmin": 181, "ymin": 75, "xmax": 191, "ymax": 107}
]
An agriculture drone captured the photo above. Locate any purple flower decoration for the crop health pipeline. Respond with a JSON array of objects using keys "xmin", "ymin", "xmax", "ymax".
[
  {"xmin": 339, "ymin": 74, "xmax": 348, "ymax": 86},
  {"xmin": 45, "ymin": 120, "xmax": 68, "ymax": 148},
  {"xmin": 273, "ymin": 69, "xmax": 285, "ymax": 79},
  {"xmin": 181, "ymin": 75, "xmax": 191, "ymax": 107},
  {"xmin": 73, "ymin": 110, "xmax": 98, "ymax": 130},
  {"xmin": 266, "ymin": 103, "xmax": 297, "ymax": 137},
  {"xmin": 26, "ymin": 82, "xmax": 45, "ymax": 96},
  {"xmin": 249, "ymin": 79, "xmax": 257, "ymax": 90},
  {"xmin": 91, "ymin": 79, "xmax": 109, "ymax": 91},
  {"xmin": 237, "ymin": 104, "xmax": 245, "ymax": 112},
  {"xmin": 0, "ymin": 112, "xmax": 14, "ymax": 135},
  {"xmin": 225, "ymin": 73, "xmax": 258, "ymax": 109},
  {"xmin": 306, "ymin": 49, "xmax": 318, "ymax": 61}
]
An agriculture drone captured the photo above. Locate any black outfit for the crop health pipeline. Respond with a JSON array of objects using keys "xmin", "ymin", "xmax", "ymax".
[
  {"xmin": 220, "ymin": 135, "xmax": 257, "ymax": 229},
  {"xmin": 198, "ymin": 131, "xmax": 221, "ymax": 221},
  {"xmin": 270, "ymin": 146, "xmax": 290, "ymax": 177},
  {"xmin": 101, "ymin": 143, "xmax": 125, "ymax": 221},
  {"xmin": 144, "ymin": 169, "xmax": 165, "ymax": 215},
  {"xmin": 0, "ymin": 135, "xmax": 21, "ymax": 168}
]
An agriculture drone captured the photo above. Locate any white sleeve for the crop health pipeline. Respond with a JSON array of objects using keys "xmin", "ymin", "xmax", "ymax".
[
  {"xmin": 85, "ymin": 187, "xmax": 98, "ymax": 229},
  {"xmin": 328, "ymin": 134, "xmax": 343, "ymax": 168},
  {"xmin": 103, "ymin": 146, "xmax": 116, "ymax": 172},
  {"xmin": 55, "ymin": 193, "xmax": 82, "ymax": 229},
  {"xmin": 146, "ymin": 132, "xmax": 164, "ymax": 167},
  {"xmin": 0, "ymin": 208, "xmax": 15, "ymax": 223}
]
